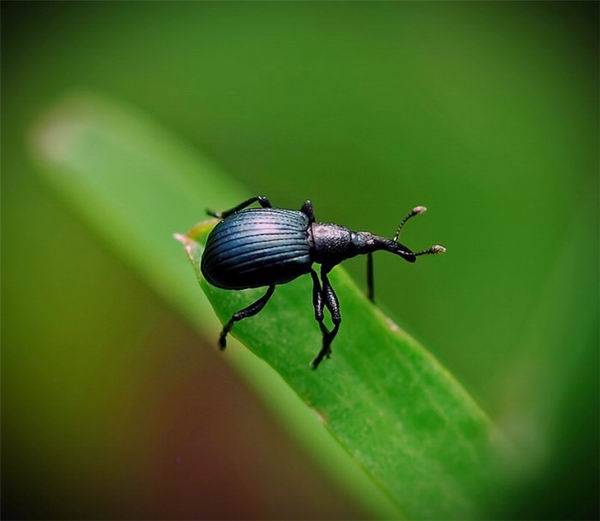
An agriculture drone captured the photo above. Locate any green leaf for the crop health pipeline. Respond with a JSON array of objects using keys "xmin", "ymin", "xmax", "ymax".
[
  {"xmin": 177, "ymin": 221, "xmax": 507, "ymax": 520},
  {"xmin": 32, "ymin": 94, "xmax": 508, "ymax": 520}
]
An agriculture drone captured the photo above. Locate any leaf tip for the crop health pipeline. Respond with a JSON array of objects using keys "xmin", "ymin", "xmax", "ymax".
[
  {"xmin": 173, "ymin": 232, "xmax": 187, "ymax": 244},
  {"xmin": 173, "ymin": 232, "xmax": 197, "ymax": 259}
]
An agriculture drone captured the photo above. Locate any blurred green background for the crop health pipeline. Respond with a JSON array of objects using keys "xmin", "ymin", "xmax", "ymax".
[{"xmin": 2, "ymin": 2, "xmax": 598, "ymax": 519}]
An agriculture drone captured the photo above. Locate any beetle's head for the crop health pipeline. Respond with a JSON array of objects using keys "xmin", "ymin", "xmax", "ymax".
[{"xmin": 388, "ymin": 205, "xmax": 446, "ymax": 262}]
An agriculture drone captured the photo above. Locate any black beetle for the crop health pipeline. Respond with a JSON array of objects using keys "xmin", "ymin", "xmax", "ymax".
[{"xmin": 201, "ymin": 196, "xmax": 445, "ymax": 369}]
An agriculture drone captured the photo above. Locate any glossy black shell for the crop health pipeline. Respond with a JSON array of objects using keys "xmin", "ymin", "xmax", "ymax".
[{"xmin": 201, "ymin": 208, "xmax": 312, "ymax": 289}]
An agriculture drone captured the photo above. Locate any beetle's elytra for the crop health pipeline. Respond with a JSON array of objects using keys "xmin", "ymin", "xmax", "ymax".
[
  {"xmin": 201, "ymin": 195, "xmax": 446, "ymax": 369},
  {"xmin": 202, "ymin": 208, "xmax": 311, "ymax": 290}
]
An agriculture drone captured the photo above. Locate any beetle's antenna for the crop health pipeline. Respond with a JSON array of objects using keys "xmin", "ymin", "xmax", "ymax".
[
  {"xmin": 393, "ymin": 206, "xmax": 427, "ymax": 242},
  {"xmin": 414, "ymin": 244, "xmax": 446, "ymax": 256}
]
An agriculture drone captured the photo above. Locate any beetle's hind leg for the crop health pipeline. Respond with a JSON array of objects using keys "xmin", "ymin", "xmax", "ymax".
[
  {"xmin": 310, "ymin": 267, "xmax": 341, "ymax": 369},
  {"xmin": 207, "ymin": 195, "xmax": 272, "ymax": 219},
  {"xmin": 219, "ymin": 285, "xmax": 276, "ymax": 349}
]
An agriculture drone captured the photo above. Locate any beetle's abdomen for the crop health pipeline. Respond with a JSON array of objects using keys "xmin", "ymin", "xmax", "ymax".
[{"xmin": 201, "ymin": 209, "xmax": 312, "ymax": 289}]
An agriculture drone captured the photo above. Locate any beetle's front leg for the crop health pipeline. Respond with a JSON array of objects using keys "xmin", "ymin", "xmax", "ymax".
[
  {"xmin": 311, "ymin": 267, "xmax": 341, "ymax": 369},
  {"xmin": 207, "ymin": 195, "xmax": 272, "ymax": 219},
  {"xmin": 309, "ymin": 269, "xmax": 329, "ymax": 355},
  {"xmin": 321, "ymin": 267, "xmax": 341, "ymax": 348}
]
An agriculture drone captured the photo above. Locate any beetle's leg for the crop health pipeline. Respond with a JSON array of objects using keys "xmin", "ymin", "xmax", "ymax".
[
  {"xmin": 310, "ymin": 269, "xmax": 325, "ymax": 326},
  {"xmin": 309, "ymin": 268, "xmax": 329, "ymax": 352},
  {"xmin": 219, "ymin": 285, "xmax": 276, "ymax": 349},
  {"xmin": 207, "ymin": 195, "xmax": 272, "ymax": 219},
  {"xmin": 300, "ymin": 200, "xmax": 315, "ymax": 223},
  {"xmin": 309, "ymin": 269, "xmax": 330, "ymax": 370},
  {"xmin": 311, "ymin": 267, "xmax": 341, "ymax": 370},
  {"xmin": 367, "ymin": 252, "xmax": 375, "ymax": 302}
]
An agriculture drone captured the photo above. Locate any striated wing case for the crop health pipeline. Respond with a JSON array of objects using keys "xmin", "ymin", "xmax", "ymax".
[{"xmin": 201, "ymin": 209, "xmax": 312, "ymax": 289}]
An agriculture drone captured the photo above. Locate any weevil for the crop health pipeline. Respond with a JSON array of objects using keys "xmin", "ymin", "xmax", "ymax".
[{"xmin": 201, "ymin": 196, "xmax": 446, "ymax": 369}]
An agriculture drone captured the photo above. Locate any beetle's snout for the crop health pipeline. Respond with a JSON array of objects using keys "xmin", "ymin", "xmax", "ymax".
[
  {"xmin": 390, "ymin": 241, "xmax": 417, "ymax": 263},
  {"xmin": 402, "ymin": 251, "xmax": 417, "ymax": 263},
  {"xmin": 373, "ymin": 237, "xmax": 416, "ymax": 263}
]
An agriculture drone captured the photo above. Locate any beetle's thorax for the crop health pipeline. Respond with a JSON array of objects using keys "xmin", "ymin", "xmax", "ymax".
[{"xmin": 309, "ymin": 223, "xmax": 382, "ymax": 266}]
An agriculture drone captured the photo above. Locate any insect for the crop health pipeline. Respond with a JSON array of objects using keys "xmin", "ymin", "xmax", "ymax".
[{"xmin": 201, "ymin": 195, "xmax": 446, "ymax": 369}]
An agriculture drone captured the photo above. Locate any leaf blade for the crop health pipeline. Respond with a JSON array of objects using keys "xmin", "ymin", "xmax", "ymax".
[
  {"xmin": 32, "ymin": 94, "xmax": 508, "ymax": 520},
  {"xmin": 180, "ymin": 220, "xmax": 505, "ymax": 519}
]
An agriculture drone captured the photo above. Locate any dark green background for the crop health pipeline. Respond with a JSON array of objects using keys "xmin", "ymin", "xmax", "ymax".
[{"xmin": 2, "ymin": 2, "xmax": 598, "ymax": 519}]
